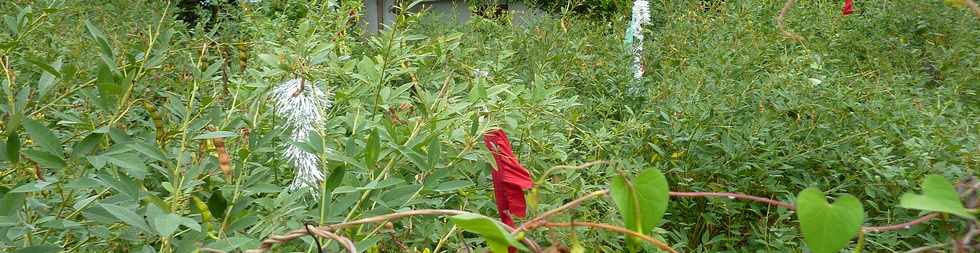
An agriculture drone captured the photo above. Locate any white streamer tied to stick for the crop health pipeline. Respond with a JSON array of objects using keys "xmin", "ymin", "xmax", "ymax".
[
  {"xmin": 271, "ymin": 78, "xmax": 333, "ymax": 191},
  {"xmin": 626, "ymin": 0, "xmax": 651, "ymax": 81}
]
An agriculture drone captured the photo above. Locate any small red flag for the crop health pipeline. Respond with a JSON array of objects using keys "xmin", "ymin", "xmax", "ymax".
[
  {"xmin": 842, "ymin": 0, "xmax": 854, "ymax": 16},
  {"xmin": 483, "ymin": 129, "xmax": 534, "ymax": 227}
]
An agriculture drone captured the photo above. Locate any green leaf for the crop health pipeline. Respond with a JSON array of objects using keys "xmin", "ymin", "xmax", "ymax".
[
  {"xmin": 306, "ymin": 131, "xmax": 323, "ymax": 154},
  {"xmin": 0, "ymin": 188, "xmax": 26, "ymax": 216},
  {"xmin": 257, "ymin": 54, "xmax": 279, "ymax": 69},
  {"xmin": 631, "ymin": 168, "xmax": 669, "ymax": 232},
  {"xmin": 22, "ymin": 118, "xmax": 61, "ymax": 155},
  {"xmin": 95, "ymin": 63, "xmax": 122, "ymax": 110},
  {"xmin": 107, "ymin": 153, "xmax": 147, "ymax": 179},
  {"xmin": 152, "ymin": 213, "xmax": 181, "ymax": 237},
  {"xmin": 13, "ymin": 244, "xmax": 61, "ymax": 253},
  {"xmin": 610, "ymin": 176, "xmax": 637, "ymax": 232},
  {"xmin": 23, "ymin": 149, "xmax": 66, "ymax": 169},
  {"xmin": 207, "ymin": 190, "xmax": 227, "ymax": 219},
  {"xmin": 34, "ymin": 57, "xmax": 62, "ymax": 99},
  {"xmin": 469, "ymin": 82, "xmax": 487, "ymax": 102},
  {"xmin": 427, "ymin": 136, "xmax": 442, "ymax": 167},
  {"xmin": 900, "ymin": 175, "xmax": 974, "ymax": 219},
  {"xmin": 71, "ymin": 133, "xmax": 103, "ymax": 158},
  {"xmin": 128, "ymin": 141, "xmax": 167, "ymax": 162},
  {"xmin": 9, "ymin": 179, "xmax": 56, "ymax": 193},
  {"xmin": 193, "ymin": 131, "xmax": 238, "ymax": 140},
  {"xmin": 434, "ymin": 180, "xmax": 473, "ymax": 192},
  {"xmin": 97, "ymin": 171, "xmax": 140, "ymax": 200},
  {"xmin": 796, "ymin": 188, "xmax": 864, "ymax": 253},
  {"xmin": 84, "ymin": 20, "xmax": 118, "ymax": 74},
  {"xmin": 365, "ymin": 129, "xmax": 380, "ymax": 169},
  {"xmin": 449, "ymin": 213, "xmax": 527, "ymax": 253},
  {"xmin": 100, "ymin": 203, "xmax": 152, "ymax": 233},
  {"xmin": 323, "ymin": 166, "xmax": 346, "ymax": 193},
  {"xmin": 6, "ymin": 134, "xmax": 21, "ymax": 164}
]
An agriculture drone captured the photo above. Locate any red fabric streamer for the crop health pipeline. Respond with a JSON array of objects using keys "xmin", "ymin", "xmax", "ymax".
[
  {"xmin": 483, "ymin": 129, "xmax": 534, "ymax": 227},
  {"xmin": 842, "ymin": 0, "xmax": 854, "ymax": 16}
]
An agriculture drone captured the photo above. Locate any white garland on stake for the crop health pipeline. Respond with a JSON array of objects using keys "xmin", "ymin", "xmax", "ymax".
[
  {"xmin": 626, "ymin": 0, "xmax": 651, "ymax": 80},
  {"xmin": 271, "ymin": 78, "xmax": 332, "ymax": 191}
]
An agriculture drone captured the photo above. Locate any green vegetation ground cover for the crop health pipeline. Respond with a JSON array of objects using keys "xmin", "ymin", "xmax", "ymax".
[{"xmin": 0, "ymin": 0, "xmax": 977, "ymax": 252}]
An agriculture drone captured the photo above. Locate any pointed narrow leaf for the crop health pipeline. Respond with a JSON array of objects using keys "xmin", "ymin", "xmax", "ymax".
[
  {"xmin": 23, "ymin": 150, "xmax": 65, "ymax": 169},
  {"xmin": 34, "ymin": 57, "xmax": 62, "ymax": 99},
  {"xmin": 13, "ymin": 245, "xmax": 60, "ymax": 253},
  {"xmin": 193, "ymin": 131, "xmax": 238, "ymax": 140},
  {"xmin": 22, "ymin": 118, "xmax": 61, "ymax": 155},
  {"xmin": 10, "ymin": 179, "xmax": 56, "ymax": 193},
  {"xmin": 6, "ymin": 134, "xmax": 20, "ymax": 164},
  {"xmin": 107, "ymin": 153, "xmax": 147, "ymax": 179},
  {"xmin": 128, "ymin": 141, "xmax": 167, "ymax": 162},
  {"xmin": 365, "ymin": 129, "xmax": 380, "ymax": 169},
  {"xmin": 72, "ymin": 133, "xmax": 103, "ymax": 158},
  {"xmin": 100, "ymin": 203, "xmax": 152, "ymax": 233}
]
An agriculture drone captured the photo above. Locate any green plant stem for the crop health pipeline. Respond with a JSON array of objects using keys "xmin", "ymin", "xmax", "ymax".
[
  {"xmin": 108, "ymin": 4, "xmax": 170, "ymax": 127},
  {"xmin": 853, "ymin": 230, "xmax": 865, "ymax": 253}
]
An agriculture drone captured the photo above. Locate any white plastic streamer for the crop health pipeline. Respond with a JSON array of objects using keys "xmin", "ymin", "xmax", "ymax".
[
  {"xmin": 270, "ymin": 78, "xmax": 332, "ymax": 191},
  {"xmin": 627, "ymin": 0, "xmax": 651, "ymax": 79}
]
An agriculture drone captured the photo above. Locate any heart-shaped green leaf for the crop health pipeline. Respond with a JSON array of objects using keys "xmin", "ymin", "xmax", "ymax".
[
  {"xmin": 449, "ymin": 213, "xmax": 527, "ymax": 253},
  {"xmin": 610, "ymin": 168, "xmax": 669, "ymax": 235},
  {"xmin": 796, "ymin": 188, "xmax": 864, "ymax": 253},
  {"xmin": 900, "ymin": 175, "xmax": 974, "ymax": 219}
]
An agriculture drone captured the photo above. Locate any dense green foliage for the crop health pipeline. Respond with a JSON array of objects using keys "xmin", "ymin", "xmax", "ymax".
[{"xmin": 0, "ymin": 0, "xmax": 977, "ymax": 252}]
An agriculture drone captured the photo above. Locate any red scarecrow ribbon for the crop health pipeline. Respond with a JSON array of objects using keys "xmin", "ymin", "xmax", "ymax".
[
  {"xmin": 482, "ymin": 129, "xmax": 533, "ymax": 228},
  {"xmin": 842, "ymin": 0, "xmax": 854, "ymax": 16}
]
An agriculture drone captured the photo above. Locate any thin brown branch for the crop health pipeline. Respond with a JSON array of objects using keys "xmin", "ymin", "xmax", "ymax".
[
  {"xmin": 774, "ymin": 0, "xmax": 804, "ymax": 41},
  {"xmin": 308, "ymin": 226, "xmax": 357, "ymax": 253},
  {"xmin": 669, "ymin": 191, "xmax": 797, "ymax": 210},
  {"xmin": 246, "ymin": 209, "xmax": 541, "ymax": 253},
  {"xmin": 863, "ymin": 213, "xmax": 939, "ymax": 233},
  {"xmin": 519, "ymin": 189, "xmax": 941, "ymax": 235},
  {"xmin": 903, "ymin": 242, "xmax": 950, "ymax": 253},
  {"xmin": 543, "ymin": 222, "xmax": 677, "ymax": 253},
  {"xmin": 517, "ymin": 190, "xmax": 611, "ymax": 232}
]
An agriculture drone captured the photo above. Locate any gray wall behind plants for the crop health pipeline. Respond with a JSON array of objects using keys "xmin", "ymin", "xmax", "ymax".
[{"xmin": 360, "ymin": 0, "xmax": 545, "ymax": 33}]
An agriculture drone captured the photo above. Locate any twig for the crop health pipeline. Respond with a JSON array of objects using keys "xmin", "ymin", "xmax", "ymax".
[
  {"xmin": 669, "ymin": 191, "xmax": 797, "ymax": 210},
  {"xmin": 862, "ymin": 213, "xmax": 939, "ymax": 233},
  {"xmin": 774, "ymin": 0, "xmax": 804, "ymax": 41},
  {"xmin": 307, "ymin": 227, "xmax": 357, "ymax": 253},
  {"xmin": 543, "ymin": 222, "xmax": 677, "ymax": 253},
  {"xmin": 903, "ymin": 242, "xmax": 950, "ymax": 253},
  {"xmin": 518, "ymin": 190, "xmax": 611, "ymax": 232},
  {"xmin": 518, "ymin": 189, "xmax": 942, "ymax": 234},
  {"xmin": 247, "ymin": 209, "xmax": 541, "ymax": 253}
]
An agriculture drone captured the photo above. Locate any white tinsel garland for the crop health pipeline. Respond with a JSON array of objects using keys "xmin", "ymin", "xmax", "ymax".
[
  {"xmin": 270, "ymin": 78, "xmax": 332, "ymax": 191},
  {"xmin": 629, "ymin": 0, "xmax": 651, "ymax": 80}
]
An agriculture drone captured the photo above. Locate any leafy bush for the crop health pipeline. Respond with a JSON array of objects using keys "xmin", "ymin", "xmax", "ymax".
[{"xmin": 0, "ymin": 0, "xmax": 976, "ymax": 252}]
